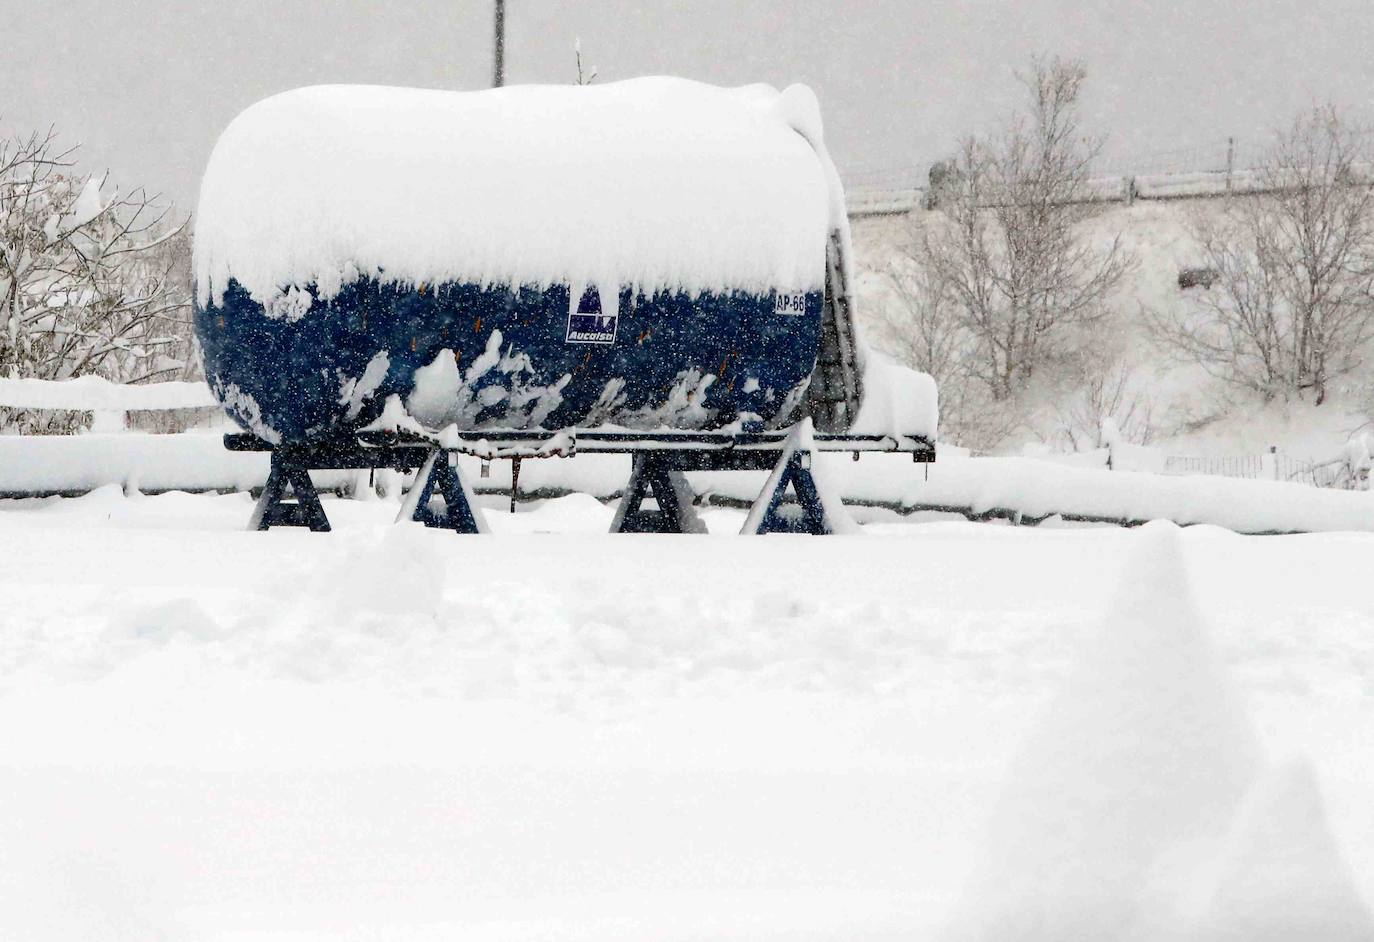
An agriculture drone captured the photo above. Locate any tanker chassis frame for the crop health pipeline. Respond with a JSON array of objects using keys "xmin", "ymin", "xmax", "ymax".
[{"xmin": 225, "ymin": 428, "xmax": 935, "ymax": 536}]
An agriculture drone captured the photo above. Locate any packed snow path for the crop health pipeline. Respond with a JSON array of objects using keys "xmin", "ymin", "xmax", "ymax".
[{"xmin": 1, "ymin": 491, "xmax": 1371, "ymax": 940}]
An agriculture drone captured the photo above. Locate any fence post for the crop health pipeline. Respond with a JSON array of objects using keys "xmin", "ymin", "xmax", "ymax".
[
  {"xmin": 1101, "ymin": 417, "xmax": 1120, "ymax": 471},
  {"xmin": 1226, "ymin": 137, "xmax": 1235, "ymax": 193},
  {"xmin": 90, "ymin": 409, "xmax": 126, "ymax": 433}
]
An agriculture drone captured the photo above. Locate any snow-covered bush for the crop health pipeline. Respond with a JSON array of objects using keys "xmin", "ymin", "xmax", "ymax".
[
  {"xmin": 0, "ymin": 130, "xmax": 193, "ymax": 433},
  {"xmin": 1048, "ymin": 357, "xmax": 1156, "ymax": 452}
]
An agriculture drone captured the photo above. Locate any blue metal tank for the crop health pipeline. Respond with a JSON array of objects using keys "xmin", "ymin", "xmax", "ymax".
[
  {"xmin": 192, "ymin": 79, "xmax": 848, "ymax": 444},
  {"xmin": 195, "ymin": 278, "xmax": 822, "ymax": 442}
]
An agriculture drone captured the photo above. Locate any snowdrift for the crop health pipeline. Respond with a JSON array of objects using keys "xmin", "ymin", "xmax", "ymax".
[{"xmin": 946, "ymin": 523, "xmax": 1374, "ymax": 942}]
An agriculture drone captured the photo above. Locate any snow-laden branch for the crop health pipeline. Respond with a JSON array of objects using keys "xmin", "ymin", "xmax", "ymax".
[{"xmin": 0, "ymin": 128, "xmax": 194, "ymax": 430}]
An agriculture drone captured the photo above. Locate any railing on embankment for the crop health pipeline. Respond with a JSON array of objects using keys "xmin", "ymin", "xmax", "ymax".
[{"xmin": 844, "ymin": 164, "xmax": 1374, "ymax": 217}]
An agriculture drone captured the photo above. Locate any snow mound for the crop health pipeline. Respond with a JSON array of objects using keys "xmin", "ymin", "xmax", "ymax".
[
  {"xmin": 1189, "ymin": 758, "xmax": 1374, "ymax": 942},
  {"xmin": 849, "ymin": 348, "xmax": 938, "ymax": 438},
  {"xmin": 948, "ymin": 520, "xmax": 1263, "ymax": 942},
  {"xmin": 306, "ymin": 523, "xmax": 448, "ymax": 620},
  {"xmin": 195, "ymin": 78, "xmax": 836, "ymax": 310}
]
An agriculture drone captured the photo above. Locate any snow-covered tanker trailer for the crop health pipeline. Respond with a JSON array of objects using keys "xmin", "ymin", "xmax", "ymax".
[{"xmin": 193, "ymin": 78, "xmax": 936, "ymax": 533}]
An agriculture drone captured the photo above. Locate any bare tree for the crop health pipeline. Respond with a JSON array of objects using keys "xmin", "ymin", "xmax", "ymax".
[
  {"xmin": 874, "ymin": 248, "xmax": 1023, "ymax": 448},
  {"xmin": 869, "ymin": 56, "xmax": 1131, "ymax": 449},
  {"xmin": 918, "ymin": 56, "xmax": 1132, "ymax": 402},
  {"xmin": 1151, "ymin": 106, "xmax": 1374, "ymax": 404},
  {"xmin": 0, "ymin": 129, "xmax": 192, "ymax": 430},
  {"xmin": 877, "ymin": 252, "xmax": 968, "ymax": 395}
]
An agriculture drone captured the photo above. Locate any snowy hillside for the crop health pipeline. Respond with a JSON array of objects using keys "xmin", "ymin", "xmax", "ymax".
[
  {"xmin": 1, "ymin": 492, "xmax": 1372, "ymax": 941},
  {"xmin": 851, "ymin": 200, "xmax": 1372, "ymax": 461}
]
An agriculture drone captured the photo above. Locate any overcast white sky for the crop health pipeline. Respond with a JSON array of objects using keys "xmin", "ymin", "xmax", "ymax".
[{"xmin": 5, "ymin": 0, "xmax": 1374, "ymax": 212}]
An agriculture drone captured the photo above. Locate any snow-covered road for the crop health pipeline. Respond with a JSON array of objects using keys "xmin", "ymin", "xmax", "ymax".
[{"xmin": 1, "ymin": 490, "xmax": 1371, "ymax": 940}]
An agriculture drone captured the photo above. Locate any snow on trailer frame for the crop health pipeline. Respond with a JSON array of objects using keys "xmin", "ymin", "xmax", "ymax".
[
  {"xmin": 225, "ymin": 423, "xmax": 935, "ymax": 535},
  {"xmin": 194, "ymin": 78, "xmax": 937, "ymax": 533}
]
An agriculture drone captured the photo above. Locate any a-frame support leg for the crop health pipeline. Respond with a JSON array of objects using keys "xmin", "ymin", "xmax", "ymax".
[
  {"xmin": 397, "ymin": 449, "xmax": 488, "ymax": 533},
  {"xmin": 611, "ymin": 453, "xmax": 706, "ymax": 533},
  {"xmin": 249, "ymin": 451, "xmax": 331, "ymax": 532},
  {"xmin": 741, "ymin": 419, "xmax": 857, "ymax": 535}
]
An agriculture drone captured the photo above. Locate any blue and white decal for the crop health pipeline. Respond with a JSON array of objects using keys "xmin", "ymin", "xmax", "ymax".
[
  {"xmin": 566, "ymin": 286, "xmax": 618, "ymax": 344},
  {"xmin": 774, "ymin": 291, "xmax": 807, "ymax": 315}
]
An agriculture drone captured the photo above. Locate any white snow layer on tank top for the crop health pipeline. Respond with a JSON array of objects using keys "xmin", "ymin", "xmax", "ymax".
[{"xmin": 194, "ymin": 78, "xmax": 840, "ymax": 312}]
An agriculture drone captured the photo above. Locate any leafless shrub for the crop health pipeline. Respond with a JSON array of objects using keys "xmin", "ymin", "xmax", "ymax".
[{"xmin": 1050, "ymin": 358, "xmax": 1156, "ymax": 452}]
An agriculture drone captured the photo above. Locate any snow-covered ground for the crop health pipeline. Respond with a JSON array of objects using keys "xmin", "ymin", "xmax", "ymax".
[{"xmin": 2, "ymin": 490, "xmax": 1371, "ymax": 940}]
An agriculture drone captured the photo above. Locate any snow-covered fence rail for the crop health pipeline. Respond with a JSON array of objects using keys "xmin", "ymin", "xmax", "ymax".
[
  {"xmin": 846, "ymin": 186, "xmax": 925, "ymax": 216},
  {"xmin": 0, "ymin": 376, "xmax": 216, "ymax": 411},
  {"xmin": 6, "ymin": 435, "xmax": 1371, "ymax": 535},
  {"xmin": 0, "ymin": 376, "xmax": 222, "ymax": 433},
  {"xmin": 2, "ymin": 401, "xmax": 1371, "ymax": 533},
  {"xmin": 0, "ymin": 432, "xmax": 272, "ymax": 496},
  {"xmin": 688, "ymin": 454, "xmax": 1374, "ymax": 535}
]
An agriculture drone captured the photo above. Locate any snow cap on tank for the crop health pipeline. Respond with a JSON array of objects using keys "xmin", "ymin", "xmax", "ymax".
[{"xmin": 194, "ymin": 77, "xmax": 841, "ymax": 314}]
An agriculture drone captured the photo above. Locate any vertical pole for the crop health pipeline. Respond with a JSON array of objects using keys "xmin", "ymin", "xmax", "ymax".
[
  {"xmin": 492, "ymin": 0, "xmax": 506, "ymax": 88},
  {"xmin": 1225, "ymin": 136, "xmax": 1235, "ymax": 192}
]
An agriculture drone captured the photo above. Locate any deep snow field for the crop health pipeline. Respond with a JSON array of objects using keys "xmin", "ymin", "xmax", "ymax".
[{"xmin": 2, "ymin": 488, "xmax": 1372, "ymax": 940}]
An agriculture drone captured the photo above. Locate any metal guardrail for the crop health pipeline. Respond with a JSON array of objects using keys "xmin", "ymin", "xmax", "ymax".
[
  {"xmin": 1161, "ymin": 449, "xmax": 1365, "ymax": 491},
  {"xmin": 843, "ymin": 164, "xmax": 1374, "ymax": 217}
]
